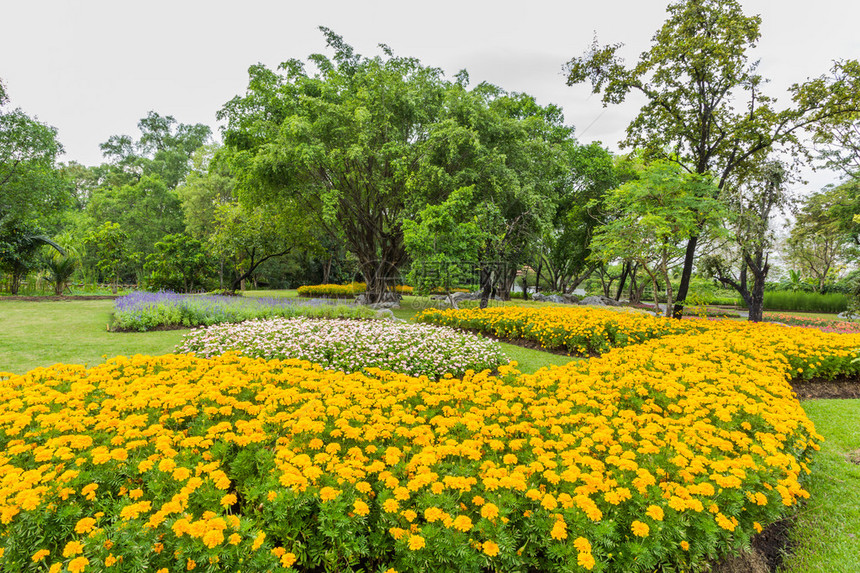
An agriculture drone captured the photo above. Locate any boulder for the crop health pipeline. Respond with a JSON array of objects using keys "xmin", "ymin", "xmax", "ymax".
[
  {"xmin": 375, "ymin": 308, "xmax": 404, "ymax": 321},
  {"xmin": 368, "ymin": 301, "xmax": 400, "ymax": 310}
]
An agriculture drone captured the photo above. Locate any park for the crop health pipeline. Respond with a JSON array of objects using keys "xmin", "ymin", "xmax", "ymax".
[{"xmin": 2, "ymin": 0, "xmax": 860, "ymax": 571}]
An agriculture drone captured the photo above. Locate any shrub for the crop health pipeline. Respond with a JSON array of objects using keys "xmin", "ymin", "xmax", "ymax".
[
  {"xmin": 737, "ymin": 291, "xmax": 850, "ymax": 313},
  {"xmin": 1, "ymin": 317, "xmax": 853, "ymax": 571},
  {"xmin": 111, "ymin": 291, "xmax": 373, "ymax": 331},
  {"xmin": 176, "ymin": 318, "xmax": 508, "ymax": 379}
]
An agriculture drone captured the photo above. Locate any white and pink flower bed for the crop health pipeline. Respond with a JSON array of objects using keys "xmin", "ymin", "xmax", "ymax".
[{"xmin": 176, "ymin": 317, "xmax": 508, "ymax": 379}]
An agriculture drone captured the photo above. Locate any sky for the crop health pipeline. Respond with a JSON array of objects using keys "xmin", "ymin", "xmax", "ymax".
[{"xmin": 2, "ymin": 0, "xmax": 858, "ymax": 194}]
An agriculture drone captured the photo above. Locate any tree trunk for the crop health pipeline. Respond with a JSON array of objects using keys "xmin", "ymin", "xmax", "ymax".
[
  {"xmin": 479, "ymin": 266, "xmax": 493, "ymax": 309},
  {"xmin": 615, "ymin": 261, "xmax": 630, "ymax": 301},
  {"xmin": 672, "ymin": 235, "xmax": 699, "ymax": 319}
]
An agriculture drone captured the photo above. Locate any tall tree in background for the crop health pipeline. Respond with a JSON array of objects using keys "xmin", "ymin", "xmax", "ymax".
[
  {"xmin": 589, "ymin": 161, "xmax": 723, "ymax": 317},
  {"xmin": 566, "ymin": 0, "xmax": 860, "ymax": 318},
  {"xmin": 0, "ymin": 78, "xmax": 69, "ymax": 227},
  {"xmin": 220, "ymin": 29, "xmax": 449, "ymax": 303},
  {"xmin": 702, "ymin": 161, "xmax": 791, "ymax": 321}
]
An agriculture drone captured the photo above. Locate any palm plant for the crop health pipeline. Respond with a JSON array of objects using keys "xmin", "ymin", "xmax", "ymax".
[{"xmin": 45, "ymin": 253, "xmax": 78, "ymax": 295}]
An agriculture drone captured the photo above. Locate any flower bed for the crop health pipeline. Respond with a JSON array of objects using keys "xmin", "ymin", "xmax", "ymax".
[
  {"xmin": 1, "ymin": 317, "xmax": 855, "ymax": 571},
  {"xmin": 416, "ymin": 306, "xmax": 704, "ymax": 355},
  {"xmin": 176, "ymin": 318, "xmax": 508, "ymax": 379},
  {"xmin": 111, "ymin": 291, "xmax": 373, "ymax": 332},
  {"xmin": 763, "ymin": 312, "xmax": 860, "ymax": 333}
]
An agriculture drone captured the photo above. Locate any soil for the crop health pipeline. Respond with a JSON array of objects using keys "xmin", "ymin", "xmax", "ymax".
[
  {"xmin": 0, "ymin": 295, "xmax": 118, "ymax": 302},
  {"xmin": 790, "ymin": 376, "xmax": 860, "ymax": 399}
]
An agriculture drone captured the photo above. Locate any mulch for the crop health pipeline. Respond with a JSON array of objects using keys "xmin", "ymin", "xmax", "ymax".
[{"xmin": 791, "ymin": 376, "xmax": 860, "ymax": 400}]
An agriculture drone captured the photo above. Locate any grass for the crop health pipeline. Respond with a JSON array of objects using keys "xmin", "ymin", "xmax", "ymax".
[
  {"xmin": 0, "ymin": 299, "xmax": 189, "ymax": 374},
  {"xmin": 0, "ymin": 291, "xmax": 855, "ymax": 571},
  {"xmin": 779, "ymin": 400, "xmax": 860, "ymax": 572}
]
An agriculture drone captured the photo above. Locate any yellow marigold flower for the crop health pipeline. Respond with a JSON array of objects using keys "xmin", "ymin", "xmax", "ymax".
[
  {"xmin": 483, "ymin": 540, "xmax": 500, "ymax": 556},
  {"xmin": 252, "ymin": 531, "xmax": 266, "ymax": 551},
  {"xmin": 353, "ymin": 500, "xmax": 370, "ymax": 516},
  {"xmin": 681, "ymin": 540, "xmax": 690, "ymax": 551},
  {"xmin": 281, "ymin": 552, "xmax": 297, "ymax": 568},
  {"xmin": 424, "ymin": 507, "xmax": 444, "ymax": 522},
  {"xmin": 186, "ymin": 559, "xmax": 196, "ymax": 570},
  {"xmin": 156, "ymin": 569, "xmax": 168, "ymax": 573},
  {"xmin": 105, "ymin": 554, "xmax": 117, "ymax": 566},
  {"xmin": 481, "ymin": 503, "xmax": 499, "ymax": 520},
  {"xmin": 32, "ymin": 549, "xmax": 50, "ymax": 562},
  {"xmin": 202, "ymin": 529, "xmax": 224, "ymax": 548},
  {"xmin": 271, "ymin": 547, "xmax": 286, "ymax": 557},
  {"xmin": 577, "ymin": 550, "xmax": 596, "ymax": 570},
  {"xmin": 49, "ymin": 564, "xmax": 61, "ymax": 573},
  {"xmin": 550, "ymin": 520, "xmax": 567, "ymax": 540},
  {"xmin": 389, "ymin": 527, "xmax": 407, "ymax": 540},
  {"xmin": 541, "ymin": 494, "xmax": 558, "ymax": 510},
  {"xmin": 68, "ymin": 556, "xmax": 89, "ymax": 573},
  {"xmin": 63, "ymin": 540, "xmax": 84, "ymax": 557},
  {"xmin": 319, "ymin": 487, "xmax": 340, "ymax": 502},
  {"xmin": 402, "ymin": 509, "xmax": 417, "ymax": 522},
  {"xmin": 573, "ymin": 537, "xmax": 591, "ymax": 552},
  {"xmin": 452, "ymin": 515, "xmax": 473, "ymax": 532},
  {"xmin": 753, "ymin": 521, "xmax": 763, "ymax": 533},
  {"xmin": 382, "ymin": 499, "xmax": 399, "ymax": 513},
  {"xmin": 645, "ymin": 505, "xmax": 664, "ymax": 521},
  {"xmin": 220, "ymin": 493, "xmax": 237, "ymax": 508},
  {"xmin": 631, "ymin": 520, "xmax": 649, "ymax": 537},
  {"xmin": 407, "ymin": 534, "xmax": 425, "ymax": 551},
  {"xmin": 75, "ymin": 517, "xmax": 97, "ymax": 534}
]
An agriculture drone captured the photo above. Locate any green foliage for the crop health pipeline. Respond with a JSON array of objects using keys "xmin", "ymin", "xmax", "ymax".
[
  {"xmin": 143, "ymin": 234, "xmax": 213, "ymax": 293},
  {"xmin": 736, "ymin": 291, "xmax": 850, "ymax": 313},
  {"xmin": 83, "ymin": 221, "xmax": 129, "ymax": 294},
  {"xmin": 0, "ymin": 218, "xmax": 64, "ymax": 294},
  {"xmin": 44, "ymin": 253, "xmax": 79, "ymax": 296},
  {"xmin": 589, "ymin": 160, "xmax": 724, "ymax": 316}
]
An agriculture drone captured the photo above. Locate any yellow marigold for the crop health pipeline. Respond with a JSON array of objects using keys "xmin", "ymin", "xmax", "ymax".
[
  {"xmin": 220, "ymin": 493, "xmax": 237, "ymax": 508},
  {"xmin": 49, "ymin": 564, "xmax": 61, "ymax": 573},
  {"xmin": 452, "ymin": 515, "xmax": 473, "ymax": 532},
  {"xmin": 645, "ymin": 505, "xmax": 664, "ymax": 521},
  {"xmin": 753, "ymin": 521, "xmax": 763, "ymax": 533},
  {"xmin": 407, "ymin": 534, "xmax": 425, "ymax": 551},
  {"xmin": 32, "ymin": 549, "xmax": 50, "ymax": 562},
  {"xmin": 105, "ymin": 554, "xmax": 117, "ymax": 566},
  {"xmin": 75, "ymin": 517, "xmax": 97, "ymax": 534},
  {"xmin": 483, "ymin": 540, "xmax": 500, "ymax": 556},
  {"xmin": 319, "ymin": 487, "xmax": 340, "ymax": 502},
  {"xmin": 402, "ymin": 509, "xmax": 417, "ymax": 522},
  {"xmin": 281, "ymin": 552, "xmax": 297, "ymax": 568},
  {"xmin": 68, "ymin": 557, "xmax": 90, "ymax": 573},
  {"xmin": 550, "ymin": 519, "xmax": 567, "ymax": 540},
  {"xmin": 573, "ymin": 537, "xmax": 591, "ymax": 552},
  {"xmin": 389, "ymin": 527, "xmax": 407, "ymax": 540},
  {"xmin": 63, "ymin": 540, "xmax": 84, "ymax": 557},
  {"xmin": 382, "ymin": 499, "xmax": 399, "ymax": 513},
  {"xmin": 631, "ymin": 520, "xmax": 649, "ymax": 537},
  {"xmin": 577, "ymin": 550, "xmax": 596, "ymax": 570},
  {"xmin": 481, "ymin": 503, "xmax": 499, "ymax": 520},
  {"xmin": 252, "ymin": 531, "xmax": 266, "ymax": 551},
  {"xmin": 353, "ymin": 500, "xmax": 370, "ymax": 516},
  {"xmin": 681, "ymin": 540, "xmax": 690, "ymax": 551},
  {"xmin": 186, "ymin": 559, "xmax": 196, "ymax": 570},
  {"xmin": 202, "ymin": 529, "xmax": 224, "ymax": 549}
]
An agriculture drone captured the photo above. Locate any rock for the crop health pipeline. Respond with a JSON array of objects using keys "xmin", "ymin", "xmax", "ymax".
[
  {"xmin": 532, "ymin": 293, "xmax": 576, "ymax": 304},
  {"xmin": 562, "ymin": 293, "xmax": 581, "ymax": 304},
  {"xmin": 579, "ymin": 295, "xmax": 622, "ymax": 307},
  {"xmin": 374, "ymin": 308, "xmax": 401, "ymax": 321},
  {"xmin": 368, "ymin": 301, "xmax": 400, "ymax": 310}
]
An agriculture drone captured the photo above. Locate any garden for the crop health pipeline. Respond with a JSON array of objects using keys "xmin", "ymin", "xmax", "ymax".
[{"xmin": 1, "ymin": 291, "xmax": 859, "ymax": 572}]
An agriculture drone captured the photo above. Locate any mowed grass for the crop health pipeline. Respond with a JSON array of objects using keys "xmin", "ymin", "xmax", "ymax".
[
  {"xmin": 0, "ymin": 299, "xmax": 189, "ymax": 374},
  {"xmin": 779, "ymin": 400, "xmax": 860, "ymax": 572},
  {"xmin": 0, "ymin": 293, "xmax": 856, "ymax": 572}
]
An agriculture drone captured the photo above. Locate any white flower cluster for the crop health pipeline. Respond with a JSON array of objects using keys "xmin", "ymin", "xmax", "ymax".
[{"xmin": 176, "ymin": 318, "xmax": 509, "ymax": 379}]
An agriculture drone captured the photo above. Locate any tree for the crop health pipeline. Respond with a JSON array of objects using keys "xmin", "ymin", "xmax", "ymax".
[
  {"xmin": 702, "ymin": 161, "xmax": 791, "ymax": 321},
  {"xmin": 84, "ymin": 221, "xmax": 128, "ymax": 294},
  {"xmin": 785, "ymin": 187, "xmax": 852, "ymax": 292},
  {"xmin": 566, "ymin": 0, "xmax": 860, "ymax": 318},
  {"xmin": 813, "ymin": 115, "xmax": 860, "ymax": 178},
  {"xmin": 144, "ymin": 234, "xmax": 212, "ymax": 293},
  {"xmin": 0, "ymin": 218, "xmax": 64, "ymax": 294},
  {"xmin": 0, "ymin": 80, "xmax": 69, "ymax": 226},
  {"xmin": 208, "ymin": 200, "xmax": 319, "ymax": 292},
  {"xmin": 404, "ymin": 83, "xmax": 578, "ymax": 307},
  {"xmin": 220, "ymin": 29, "xmax": 451, "ymax": 303},
  {"xmin": 589, "ymin": 161, "xmax": 723, "ymax": 317}
]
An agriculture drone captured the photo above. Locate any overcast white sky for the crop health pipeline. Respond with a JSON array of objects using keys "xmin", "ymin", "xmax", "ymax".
[{"xmin": 2, "ymin": 0, "xmax": 857, "ymax": 193}]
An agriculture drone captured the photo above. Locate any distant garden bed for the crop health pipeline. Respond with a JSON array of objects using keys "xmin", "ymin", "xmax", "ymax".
[{"xmin": 110, "ymin": 291, "xmax": 373, "ymax": 332}]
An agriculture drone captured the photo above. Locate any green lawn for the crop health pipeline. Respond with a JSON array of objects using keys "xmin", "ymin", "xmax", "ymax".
[
  {"xmin": 0, "ymin": 299, "xmax": 188, "ymax": 374},
  {"xmin": 779, "ymin": 400, "xmax": 860, "ymax": 572},
  {"xmin": 0, "ymin": 294, "xmax": 855, "ymax": 571}
]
